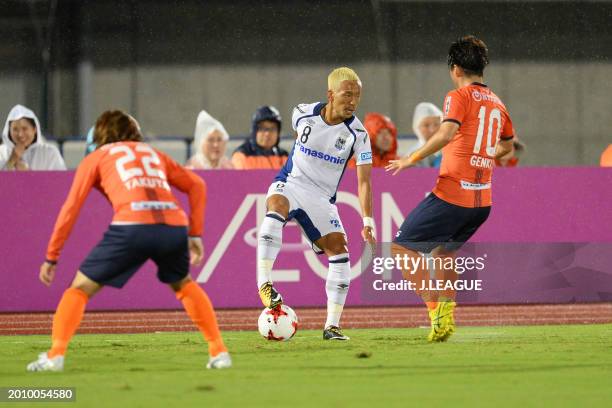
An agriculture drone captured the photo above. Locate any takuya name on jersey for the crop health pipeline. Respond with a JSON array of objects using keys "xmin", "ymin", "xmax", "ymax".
[{"xmin": 124, "ymin": 176, "xmax": 171, "ymax": 191}]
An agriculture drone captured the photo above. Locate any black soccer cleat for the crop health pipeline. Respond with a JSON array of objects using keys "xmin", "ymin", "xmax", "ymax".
[{"xmin": 323, "ymin": 325, "xmax": 350, "ymax": 340}]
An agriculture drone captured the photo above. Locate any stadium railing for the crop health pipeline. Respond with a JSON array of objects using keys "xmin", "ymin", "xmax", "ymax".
[{"xmin": 46, "ymin": 134, "xmax": 418, "ymax": 168}]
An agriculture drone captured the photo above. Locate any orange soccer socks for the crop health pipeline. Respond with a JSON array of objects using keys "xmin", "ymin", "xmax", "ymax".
[
  {"xmin": 176, "ymin": 281, "xmax": 227, "ymax": 357},
  {"xmin": 391, "ymin": 243, "xmax": 439, "ymax": 311},
  {"xmin": 48, "ymin": 288, "xmax": 89, "ymax": 358}
]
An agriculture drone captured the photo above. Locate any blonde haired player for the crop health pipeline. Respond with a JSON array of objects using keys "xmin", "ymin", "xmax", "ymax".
[{"xmin": 257, "ymin": 67, "xmax": 376, "ymax": 340}]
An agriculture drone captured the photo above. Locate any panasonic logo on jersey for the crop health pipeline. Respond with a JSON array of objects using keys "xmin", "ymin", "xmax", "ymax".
[{"xmin": 299, "ymin": 144, "xmax": 346, "ymax": 164}]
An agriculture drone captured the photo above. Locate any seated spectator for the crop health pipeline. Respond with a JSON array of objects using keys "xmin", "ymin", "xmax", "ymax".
[
  {"xmin": 601, "ymin": 144, "xmax": 612, "ymax": 167},
  {"xmin": 496, "ymin": 138, "xmax": 526, "ymax": 167},
  {"xmin": 349, "ymin": 112, "xmax": 398, "ymax": 168},
  {"xmin": 0, "ymin": 104, "xmax": 66, "ymax": 170},
  {"xmin": 232, "ymin": 106, "xmax": 288, "ymax": 169},
  {"xmin": 408, "ymin": 102, "xmax": 443, "ymax": 168},
  {"xmin": 187, "ymin": 110, "xmax": 233, "ymax": 169}
]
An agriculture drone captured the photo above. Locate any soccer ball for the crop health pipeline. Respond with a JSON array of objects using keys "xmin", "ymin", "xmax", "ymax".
[{"xmin": 258, "ymin": 305, "xmax": 298, "ymax": 341}]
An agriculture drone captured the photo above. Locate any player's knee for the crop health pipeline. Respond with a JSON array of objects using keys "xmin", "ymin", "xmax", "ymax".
[
  {"xmin": 391, "ymin": 243, "xmax": 420, "ymax": 259},
  {"xmin": 391, "ymin": 242, "xmax": 406, "ymax": 258},
  {"xmin": 431, "ymin": 246, "xmax": 455, "ymax": 258},
  {"xmin": 322, "ymin": 234, "xmax": 348, "ymax": 256},
  {"xmin": 327, "ymin": 244, "xmax": 348, "ymax": 256},
  {"xmin": 71, "ymin": 272, "xmax": 102, "ymax": 297},
  {"xmin": 266, "ymin": 196, "xmax": 289, "ymax": 219},
  {"xmin": 169, "ymin": 276, "xmax": 191, "ymax": 292}
]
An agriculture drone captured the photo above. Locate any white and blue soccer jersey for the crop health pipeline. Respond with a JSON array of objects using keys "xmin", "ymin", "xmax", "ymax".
[{"xmin": 275, "ymin": 102, "xmax": 372, "ymax": 203}]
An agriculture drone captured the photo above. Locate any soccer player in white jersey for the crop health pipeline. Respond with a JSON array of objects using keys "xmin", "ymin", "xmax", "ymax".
[{"xmin": 256, "ymin": 67, "xmax": 376, "ymax": 340}]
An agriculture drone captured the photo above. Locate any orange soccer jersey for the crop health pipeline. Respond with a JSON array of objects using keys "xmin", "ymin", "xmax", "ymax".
[
  {"xmin": 432, "ymin": 83, "xmax": 514, "ymax": 208},
  {"xmin": 46, "ymin": 141, "xmax": 206, "ymax": 261}
]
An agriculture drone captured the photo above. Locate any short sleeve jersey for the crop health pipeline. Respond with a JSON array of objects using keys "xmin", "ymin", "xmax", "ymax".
[
  {"xmin": 433, "ymin": 83, "xmax": 514, "ymax": 208},
  {"xmin": 46, "ymin": 141, "xmax": 206, "ymax": 260},
  {"xmin": 275, "ymin": 102, "xmax": 372, "ymax": 203}
]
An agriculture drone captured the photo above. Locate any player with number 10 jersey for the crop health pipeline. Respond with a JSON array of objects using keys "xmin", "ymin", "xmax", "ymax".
[
  {"xmin": 386, "ymin": 36, "xmax": 515, "ymax": 343},
  {"xmin": 435, "ymin": 80, "xmax": 514, "ymax": 208}
]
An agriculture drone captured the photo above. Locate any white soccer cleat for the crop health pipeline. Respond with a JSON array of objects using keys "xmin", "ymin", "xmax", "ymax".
[
  {"xmin": 206, "ymin": 352, "xmax": 232, "ymax": 369},
  {"xmin": 26, "ymin": 352, "xmax": 64, "ymax": 372}
]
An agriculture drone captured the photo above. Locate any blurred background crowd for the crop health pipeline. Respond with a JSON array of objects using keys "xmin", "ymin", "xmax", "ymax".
[{"xmin": 1, "ymin": 0, "xmax": 611, "ymax": 170}]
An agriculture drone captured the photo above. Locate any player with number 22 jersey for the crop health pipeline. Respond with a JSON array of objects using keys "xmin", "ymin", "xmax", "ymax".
[{"xmin": 28, "ymin": 110, "xmax": 231, "ymax": 373}]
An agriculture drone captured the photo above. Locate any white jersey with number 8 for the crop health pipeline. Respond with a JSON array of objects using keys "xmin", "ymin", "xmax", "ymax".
[{"xmin": 275, "ymin": 102, "xmax": 372, "ymax": 203}]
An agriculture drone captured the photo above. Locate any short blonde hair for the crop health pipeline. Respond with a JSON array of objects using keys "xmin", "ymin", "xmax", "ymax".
[{"xmin": 328, "ymin": 67, "xmax": 362, "ymax": 91}]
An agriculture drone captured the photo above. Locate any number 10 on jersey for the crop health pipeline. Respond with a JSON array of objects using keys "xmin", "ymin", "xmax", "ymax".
[{"xmin": 473, "ymin": 106, "xmax": 501, "ymax": 157}]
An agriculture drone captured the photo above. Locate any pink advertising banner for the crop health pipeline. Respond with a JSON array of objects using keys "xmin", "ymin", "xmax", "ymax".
[{"xmin": 1, "ymin": 168, "xmax": 611, "ymax": 312}]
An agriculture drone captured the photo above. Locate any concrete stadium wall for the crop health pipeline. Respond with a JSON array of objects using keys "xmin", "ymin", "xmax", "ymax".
[{"xmin": 1, "ymin": 62, "xmax": 611, "ymax": 166}]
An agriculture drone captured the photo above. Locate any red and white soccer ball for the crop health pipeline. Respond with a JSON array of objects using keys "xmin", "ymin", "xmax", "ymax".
[{"xmin": 258, "ymin": 305, "xmax": 299, "ymax": 341}]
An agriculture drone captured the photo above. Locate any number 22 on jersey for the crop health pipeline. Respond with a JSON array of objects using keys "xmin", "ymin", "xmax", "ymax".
[{"xmin": 110, "ymin": 144, "xmax": 167, "ymax": 182}]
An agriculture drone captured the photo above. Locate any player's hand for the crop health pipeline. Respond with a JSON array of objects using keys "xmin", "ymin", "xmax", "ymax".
[
  {"xmin": 385, "ymin": 156, "xmax": 417, "ymax": 175},
  {"xmin": 361, "ymin": 226, "xmax": 377, "ymax": 262},
  {"xmin": 361, "ymin": 226, "xmax": 376, "ymax": 244},
  {"xmin": 188, "ymin": 237, "xmax": 204, "ymax": 266},
  {"xmin": 39, "ymin": 261, "xmax": 56, "ymax": 287}
]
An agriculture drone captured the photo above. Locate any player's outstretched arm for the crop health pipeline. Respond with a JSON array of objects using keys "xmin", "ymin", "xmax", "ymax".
[
  {"xmin": 357, "ymin": 163, "xmax": 376, "ymax": 243},
  {"xmin": 163, "ymin": 153, "xmax": 207, "ymax": 239},
  {"xmin": 386, "ymin": 121, "xmax": 459, "ymax": 175},
  {"xmin": 44, "ymin": 156, "xmax": 99, "ymax": 285}
]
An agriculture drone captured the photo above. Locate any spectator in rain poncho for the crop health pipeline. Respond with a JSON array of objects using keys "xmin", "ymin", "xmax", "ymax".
[
  {"xmin": 231, "ymin": 106, "xmax": 288, "ymax": 170},
  {"xmin": 407, "ymin": 102, "xmax": 443, "ymax": 168},
  {"xmin": 187, "ymin": 110, "xmax": 233, "ymax": 169},
  {"xmin": 348, "ymin": 112, "xmax": 398, "ymax": 168},
  {"xmin": 0, "ymin": 104, "xmax": 66, "ymax": 170}
]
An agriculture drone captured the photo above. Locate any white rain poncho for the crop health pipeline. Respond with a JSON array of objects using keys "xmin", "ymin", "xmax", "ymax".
[
  {"xmin": 408, "ymin": 102, "xmax": 443, "ymax": 168},
  {"xmin": 0, "ymin": 104, "xmax": 66, "ymax": 170},
  {"xmin": 187, "ymin": 110, "xmax": 233, "ymax": 169}
]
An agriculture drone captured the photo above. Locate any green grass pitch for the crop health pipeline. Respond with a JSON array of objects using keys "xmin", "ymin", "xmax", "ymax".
[{"xmin": 1, "ymin": 325, "xmax": 611, "ymax": 407}]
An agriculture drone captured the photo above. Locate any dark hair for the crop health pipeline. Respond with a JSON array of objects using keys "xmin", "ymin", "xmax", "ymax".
[
  {"xmin": 8, "ymin": 117, "xmax": 37, "ymax": 144},
  {"xmin": 93, "ymin": 110, "xmax": 142, "ymax": 147},
  {"xmin": 447, "ymin": 35, "xmax": 489, "ymax": 76}
]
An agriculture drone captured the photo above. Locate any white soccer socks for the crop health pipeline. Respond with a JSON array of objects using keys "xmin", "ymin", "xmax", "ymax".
[
  {"xmin": 257, "ymin": 212, "xmax": 285, "ymax": 289},
  {"xmin": 325, "ymin": 253, "xmax": 350, "ymax": 328}
]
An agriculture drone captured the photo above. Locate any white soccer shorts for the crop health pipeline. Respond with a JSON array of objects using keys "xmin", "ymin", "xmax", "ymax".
[{"xmin": 266, "ymin": 181, "xmax": 346, "ymax": 246}]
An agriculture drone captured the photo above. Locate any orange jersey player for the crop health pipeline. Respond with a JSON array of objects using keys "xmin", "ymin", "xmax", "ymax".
[
  {"xmin": 27, "ymin": 110, "xmax": 231, "ymax": 372},
  {"xmin": 386, "ymin": 36, "xmax": 515, "ymax": 343},
  {"xmin": 434, "ymin": 80, "xmax": 514, "ymax": 207}
]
